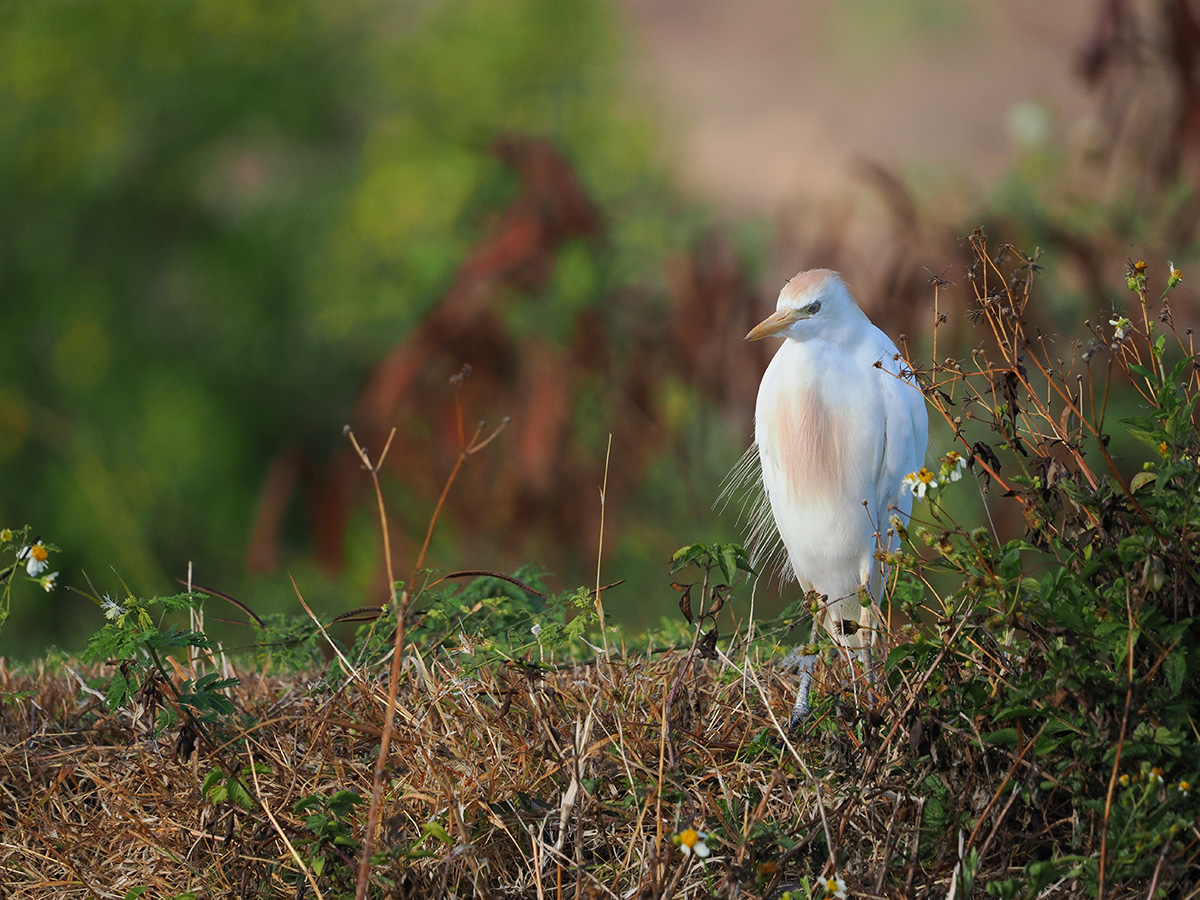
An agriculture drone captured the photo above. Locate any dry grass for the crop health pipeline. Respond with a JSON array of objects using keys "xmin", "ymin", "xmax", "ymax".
[
  {"xmin": 0, "ymin": 629, "xmax": 1144, "ymax": 900},
  {"xmin": 0, "ymin": 646, "xmax": 797, "ymax": 898}
]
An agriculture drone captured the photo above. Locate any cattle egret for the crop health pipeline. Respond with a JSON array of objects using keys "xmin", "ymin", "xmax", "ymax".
[{"xmin": 742, "ymin": 269, "xmax": 927, "ymax": 724}]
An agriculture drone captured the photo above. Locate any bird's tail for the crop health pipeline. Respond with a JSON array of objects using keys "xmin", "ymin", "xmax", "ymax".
[{"xmin": 715, "ymin": 444, "xmax": 791, "ymax": 585}]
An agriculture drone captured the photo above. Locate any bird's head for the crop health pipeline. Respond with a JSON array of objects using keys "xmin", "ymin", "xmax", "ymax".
[{"xmin": 744, "ymin": 269, "xmax": 863, "ymax": 343}]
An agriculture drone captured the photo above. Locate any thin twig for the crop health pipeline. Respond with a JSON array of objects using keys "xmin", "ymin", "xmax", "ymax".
[{"xmin": 595, "ymin": 433, "xmax": 613, "ymax": 657}]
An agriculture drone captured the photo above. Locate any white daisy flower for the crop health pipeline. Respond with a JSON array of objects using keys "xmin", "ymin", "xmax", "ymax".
[
  {"xmin": 677, "ymin": 828, "xmax": 710, "ymax": 859},
  {"xmin": 901, "ymin": 468, "xmax": 938, "ymax": 500},
  {"xmin": 22, "ymin": 541, "xmax": 49, "ymax": 577},
  {"xmin": 817, "ymin": 873, "xmax": 848, "ymax": 898},
  {"xmin": 942, "ymin": 451, "xmax": 967, "ymax": 482}
]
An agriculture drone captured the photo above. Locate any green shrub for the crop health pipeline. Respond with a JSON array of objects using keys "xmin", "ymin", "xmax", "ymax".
[{"xmin": 882, "ymin": 233, "xmax": 1199, "ymax": 895}]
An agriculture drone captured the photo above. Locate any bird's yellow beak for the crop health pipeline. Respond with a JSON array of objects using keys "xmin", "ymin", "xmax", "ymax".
[{"xmin": 745, "ymin": 307, "xmax": 803, "ymax": 342}]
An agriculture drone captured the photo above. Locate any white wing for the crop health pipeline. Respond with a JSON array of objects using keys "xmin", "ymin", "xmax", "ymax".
[{"xmin": 868, "ymin": 335, "xmax": 928, "ymax": 540}]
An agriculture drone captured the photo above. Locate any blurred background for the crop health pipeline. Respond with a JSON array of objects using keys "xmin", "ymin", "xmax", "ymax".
[{"xmin": 3, "ymin": 0, "xmax": 1199, "ymax": 656}]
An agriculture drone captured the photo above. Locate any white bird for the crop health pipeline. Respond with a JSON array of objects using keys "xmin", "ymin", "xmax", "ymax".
[{"xmin": 741, "ymin": 269, "xmax": 927, "ymax": 723}]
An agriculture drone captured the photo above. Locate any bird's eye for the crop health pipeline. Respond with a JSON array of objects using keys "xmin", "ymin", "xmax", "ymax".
[{"xmin": 806, "ymin": 301, "xmax": 821, "ymax": 314}]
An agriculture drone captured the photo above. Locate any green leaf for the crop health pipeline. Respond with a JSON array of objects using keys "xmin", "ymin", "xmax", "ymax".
[
  {"xmin": 1168, "ymin": 355, "xmax": 1195, "ymax": 385},
  {"xmin": 1151, "ymin": 724, "xmax": 1184, "ymax": 749},
  {"xmin": 294, "ymin": 795, "xmax": 324, "ymax": 814},
  {"xmin": 1169, "ymin": 394, "xmax": 1200, "ymax": 442},
  {"xmin": 984, "ymin": 728, "xmax": 1019, "ymax": 747},
  {"xmin": 202, "ymin": 768, "xmax": 223, "ymax": 795},
  {"xmin": 670, "ymin": 544, "xmax": 707, "ymax": 573},
  {"xmin": 1164, "ymin": 650, "xmax": 1186, "ymax": 694},
  {"xmin": 998, "ymin": 546, "xmax": 1024, "ymax": 581},
  {"xmin": 1121, "ymin": 416, "xmax": 1167, "ymax": 451},
  {"xmin": 718, "ymin": 545, "xmax": 737, "ymax": 584},
  {"xmin": 1129, "ymin": 471, "xmax": 1156, "ymax": 492},
  {"xmin": 329, "ymin": 790, "xmax": 363, "ymax": 815},
  {"xmin": 228, "ymin": 776, "xmax": 255, "ymax": 811},
  {"xmin": 1117, "ymin": 536, "xmax": 1149, "ymax": 565},
  {"xmin": 1127, "ymin": 363, "xmax": 1157, "ymax": 384},
  {"xmin": 105, "ymin": 671, "xmax": 133, "ymax": 711}
]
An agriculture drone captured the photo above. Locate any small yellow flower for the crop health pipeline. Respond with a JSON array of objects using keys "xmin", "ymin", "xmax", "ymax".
[
  {"xmin": 1168, "ymin": 261, "xmax": 1183, "ymax": 288},
  {"xmin": 1127, "ymin": 260, "xmax": 1148, "ymax": 291},
  {"xmin": 1179, "ymin": 780, "xmax": 1191, "ymax": 797},
  {"xmin": 1150, "ymin": 767, "xmax": 1165, "ymax": 784},
  {"xmin": 817, "ymin": 873, "xmax": 849, "ymax": 899},
  {"xmin": 1119, "ymin": 773, "xmax": 1130, "ymax": 787},
  {"xmin": 1160, "ymin": 441, "xmax": 1169, "ymax": 455},
  {"xmin": 676, "ymin": 828, "xmax": 710, "ymax": 859}
]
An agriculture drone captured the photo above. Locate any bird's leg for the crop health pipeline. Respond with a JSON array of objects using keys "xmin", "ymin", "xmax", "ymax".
[
  {"xmin": 787, "ymin": 593, "xmax": 881, "ymax": 727},
  {"xmin": 854, "ymin": 578, "xmax": 888, "ymax": 706},
  {"xmin": 857, "ymin": 597, "xmax": 876, "ymax": 685},
  {"xmin": 787, "ymin": 651, "xmax": 817, "ymax": 729},
  {"xmin": 782, "ymin": 595, "xmax": 829, "ymax": 729},
  {"xmin": 854, "ymin": 573, "xmax": 892, "ymax": 681},
  {"xmin": 787, "ymin": 597, "xmax": 849, "ymax": 728}
]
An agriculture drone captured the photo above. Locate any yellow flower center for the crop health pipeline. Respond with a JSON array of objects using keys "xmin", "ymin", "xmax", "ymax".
[
  {"xmin": 1181, "ymin": 780, "xmax": 1191, "ymax": 792},
  {"xmin": 30, "ymin": 544, "xmax": 48, "ymax": 563},
  {"xmin": 1134, "ymin": 260, "xmax": 1147, "ymax": 273},
  {"xmin": 679, "ymin": 828, "xmax": 699, "ymax": 848},
  {"xmin": 918, "ymin": 468, "xmax": 935, "ymax": 484}
]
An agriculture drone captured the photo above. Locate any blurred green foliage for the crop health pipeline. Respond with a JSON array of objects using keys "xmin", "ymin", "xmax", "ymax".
[{"xmin": 0, "ymin": 0, "xmax": 718, "ymax": 655}]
